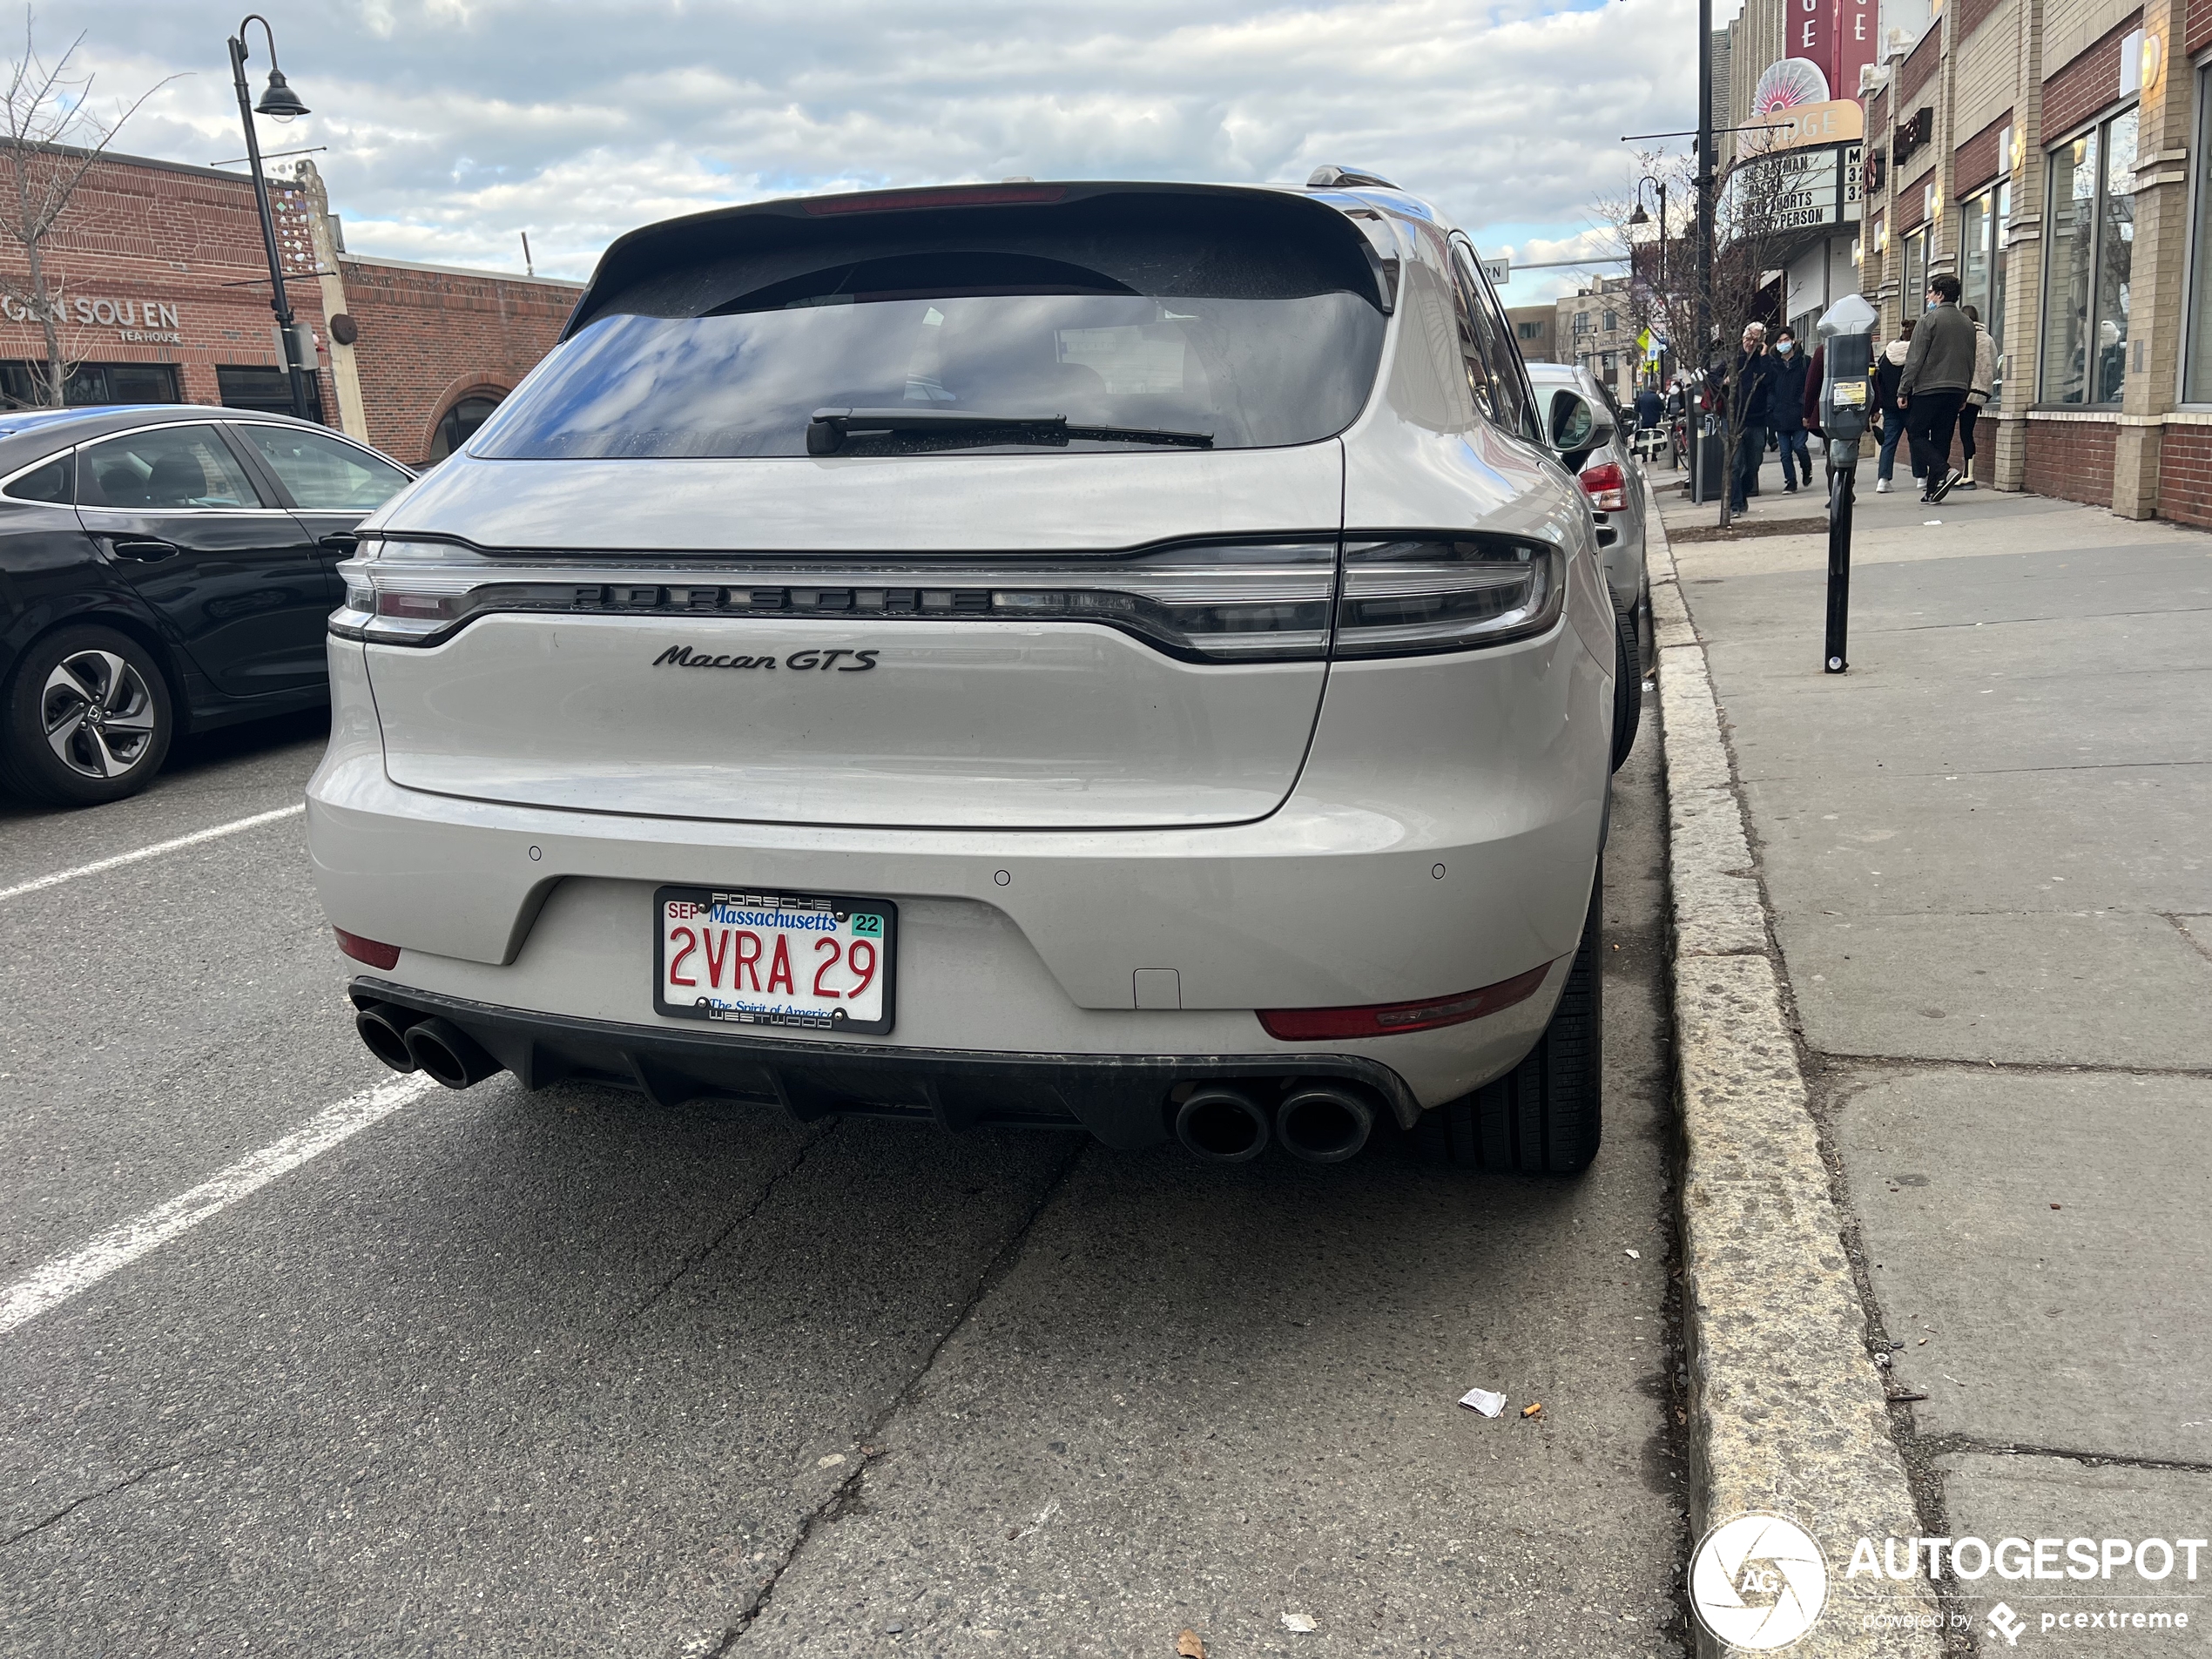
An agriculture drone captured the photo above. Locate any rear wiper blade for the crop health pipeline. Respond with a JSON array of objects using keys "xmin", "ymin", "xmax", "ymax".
[{"xmin": 806, "ymin": 407, "xmax": 1212, "ymax": 455}]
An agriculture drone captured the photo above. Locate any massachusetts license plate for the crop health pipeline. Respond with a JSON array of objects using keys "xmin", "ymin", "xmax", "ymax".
[{"xmin": 654, "ymin": 887, "xmax": 897, "ymax": 1035}]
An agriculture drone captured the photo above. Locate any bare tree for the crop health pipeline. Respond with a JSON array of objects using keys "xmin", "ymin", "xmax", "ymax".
[
  {"xmin": 0, "ymin": 10, "xmax": 173, "ymax": 406},
  {"xmin": 1595, "ymin": 140, "xmax": 1816, "ymax": 524}
]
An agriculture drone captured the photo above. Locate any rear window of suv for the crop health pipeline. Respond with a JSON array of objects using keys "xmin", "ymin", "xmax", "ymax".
[{"xmin": 474, "ymin": 192, "xmax": 1388, "ymax": 459}]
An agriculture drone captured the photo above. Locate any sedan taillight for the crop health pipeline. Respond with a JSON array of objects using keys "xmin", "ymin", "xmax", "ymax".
[{"xmin": 1580, "ymin": 461, "xmax": 1628, "ymax": 512}]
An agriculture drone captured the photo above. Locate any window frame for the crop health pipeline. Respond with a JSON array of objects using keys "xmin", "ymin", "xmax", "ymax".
[
  {"xmin": 2037, "ymin": 99, "xmax": 2141, "ymax": 407},
  {"xmin": 2179, "ymin": 56, "xmax": 2212, "ymax": 404}
]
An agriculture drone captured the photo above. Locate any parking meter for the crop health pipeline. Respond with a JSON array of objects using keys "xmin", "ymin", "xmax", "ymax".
[{"xmin": 1815, "ymin": 293, "xmax": 1878, "ymax": 673}]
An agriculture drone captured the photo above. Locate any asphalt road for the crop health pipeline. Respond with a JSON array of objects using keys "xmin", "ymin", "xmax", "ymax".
[{"xmin": 0, "ymin": 691, "xmax": 1685, "ymax": 1659}]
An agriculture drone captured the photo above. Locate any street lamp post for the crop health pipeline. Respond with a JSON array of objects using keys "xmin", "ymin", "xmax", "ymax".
[
  {"xmin": 1628, "ymin": 174, "xmax": 1670, "ymax": 386},
  {"xmin": 226, "ymin": 15, "xmax": 315, "ymax": 423}
]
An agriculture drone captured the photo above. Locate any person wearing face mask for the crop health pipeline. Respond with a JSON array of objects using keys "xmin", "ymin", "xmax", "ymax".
[{"xmin": 1767, "ymin": 327, "xmax": 1811, "ymax": 493}]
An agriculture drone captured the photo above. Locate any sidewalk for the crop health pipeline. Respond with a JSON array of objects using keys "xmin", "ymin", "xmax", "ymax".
[{"xmin": 1656, "ymin": 462, "xmax": 2212, "ymax": 1643}]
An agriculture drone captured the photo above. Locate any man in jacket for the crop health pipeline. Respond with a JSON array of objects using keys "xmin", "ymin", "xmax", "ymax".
[
  {"xmin": 1726, "ymin": 323, "xmax": 1773, "ymax": 514},
  {"xmin": 1898, "ymin": 273, "xmax": 1978, "ymax": 502},
  {"xmin": 1767, "ymin": 327, "xmax": 1811, "ymax": 492}
]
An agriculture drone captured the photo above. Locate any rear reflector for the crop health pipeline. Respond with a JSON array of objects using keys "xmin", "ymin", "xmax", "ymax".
[
  {"xmin": 1259, "ymin": 961, "xmax": 1553, "ymax": 1042},
  {"xmin": 802, "ymin": 185, "xmax": 1068, "ymax": 215},
  {"xmin": 334, "ymin": 927, "xmax": 401, "ymax": 970}
]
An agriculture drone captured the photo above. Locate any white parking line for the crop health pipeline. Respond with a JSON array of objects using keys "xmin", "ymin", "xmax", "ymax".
[
  {"xmin": 0, "ymin": 801, "xmax": 306, "ymax": 905},
  {"xmin": 0, "ymin": 1071, "xmax": 436, "ymax": 1335}
]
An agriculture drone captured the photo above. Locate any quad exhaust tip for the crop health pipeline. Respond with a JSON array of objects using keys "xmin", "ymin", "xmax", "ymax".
[
  {"xmin": 1274, "ymin": 1083, "xmax": 1375, "ymax": 1164},
  {"xmin": 1174, "ymin": 1085, "xmax": 1271, "ymax": 1163},
  {"xmin": 401, "ymin": 1016, "xmax": 504, "ymax": 1089},
  {"xmin": 354, "ymin": 1002, "xmax": 421, "ymax": 1073}
]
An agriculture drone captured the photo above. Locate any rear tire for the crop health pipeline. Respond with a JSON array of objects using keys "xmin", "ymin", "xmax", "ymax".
[
  {"xmin": 1610, "ymin": 605, "xmax": 1642, "ymax": 771},
  {"xmin": 0, "ymin": 624, "xmax": 174, "ymax": 806},
  {"xmin": 1411, "ymin": 866, "xmax": 1603, "ymax": 1174}
]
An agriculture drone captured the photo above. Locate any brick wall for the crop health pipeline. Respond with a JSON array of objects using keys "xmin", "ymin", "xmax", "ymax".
[
  {"xmin": 336, "ymin": 258, "xmax": 577, "ymax": 466},
  {"xmin": 1953, "ymin": 0, "xmax": 2020, "ymax": 133},
  {"xmin": 1955, "ymin": 111, "xmax": 2013, "ymax": 193},
  {"xmin": 2026, "ymin": 417, "xmax": 2118, "ymax": 504},
  {"xmin": 1900, "ymin": 25, "xmax": 1944, "ymax": 109},
  {"xmin": 2042, "ymin": 10, "xmax": 2142, "ymax": 139},
  {"xmin": 2155, "ymin": 425, "xmax": 2212, "ymax": 525},
  {"xmin": 1958, "ymin": 0, "xmax": 2008, "ymax": 41},
  {"xmin": 0, "ymin": 145, "xmax": 577, "ymax": 465},
  {"xmin": 0, "ymin": 148, "xmax": 328, "ymax": 408},
  {"xmin": 2190, "ymin": 0, "xmax": 2212, "ymax": 57}
]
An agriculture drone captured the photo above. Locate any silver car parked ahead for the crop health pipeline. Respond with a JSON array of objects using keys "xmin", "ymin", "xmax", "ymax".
[{"xmin": 308, "ymin": 171, "xmax": 1630, "ymax": 1174}]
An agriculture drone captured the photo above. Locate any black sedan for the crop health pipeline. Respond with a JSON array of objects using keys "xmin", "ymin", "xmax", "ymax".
[{"xmin": 0, "ymin": 405, "xmax": 414, "ymax": 806}]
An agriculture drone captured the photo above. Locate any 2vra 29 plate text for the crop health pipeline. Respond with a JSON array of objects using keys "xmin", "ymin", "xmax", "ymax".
[{"xmin": 654, "ymin": 887, "xmax": 897, "ymax": 1035}]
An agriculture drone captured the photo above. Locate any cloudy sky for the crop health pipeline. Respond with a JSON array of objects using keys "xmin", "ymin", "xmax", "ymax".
[{"xmin": 44, "ymin": 0, "xmax": 1712, "ymax": 305}]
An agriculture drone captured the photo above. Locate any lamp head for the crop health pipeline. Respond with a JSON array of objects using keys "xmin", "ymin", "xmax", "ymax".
[{"xmin": 256, "ymin": 69, "xmax": 309, "ymax": 121}]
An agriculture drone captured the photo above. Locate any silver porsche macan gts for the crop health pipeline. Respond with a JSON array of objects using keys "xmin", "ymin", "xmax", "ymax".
[{"xmin": 308, "ymin": 169, "xmax": 1640, "ymax": 1174}]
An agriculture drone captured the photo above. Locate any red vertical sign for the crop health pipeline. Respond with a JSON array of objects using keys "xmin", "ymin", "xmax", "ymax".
[
  {"xmin": 1831, "ymin": 0, "xmax": 1877, "ymax": 101},
  {"xmin": 1790, "ymin": 0, "xmax": 1833, "ymax": 89},
  {"xmin": 1786, "ymin": 0, "xmax": 1876, "ymax": 103}
]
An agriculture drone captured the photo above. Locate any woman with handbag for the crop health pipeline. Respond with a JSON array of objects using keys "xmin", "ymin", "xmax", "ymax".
[{"xmin": 1955, "ymin": 306, "xmax": 2000, "ymax": 489}]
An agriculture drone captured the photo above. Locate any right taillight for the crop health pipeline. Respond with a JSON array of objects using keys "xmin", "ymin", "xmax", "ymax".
[
  {"xmin": 1333, "ymin": 536, "xmax": 1564, "ymax": 658},
  {"xmin": 1580, "ymin": 461, "xmax": 1628, "ymax": 511}
]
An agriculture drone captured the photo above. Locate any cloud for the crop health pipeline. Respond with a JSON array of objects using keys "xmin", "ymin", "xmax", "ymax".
[{"xmin": 46, "ymin": 0, "xmax": 1699, "ymax": 287}]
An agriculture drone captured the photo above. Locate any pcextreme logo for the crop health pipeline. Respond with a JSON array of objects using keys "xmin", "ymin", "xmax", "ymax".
[{"xmin": 1689, "ymin": 1514, "xmax": 1830, "ymax": 1649}]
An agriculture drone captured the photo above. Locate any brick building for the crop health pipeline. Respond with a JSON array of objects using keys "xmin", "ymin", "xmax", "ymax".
[
  {"xmin": 1731, "ymin": 0, "xmax": 2212, "ymax": 523},
  {"xmin": 1506, "ymin": 303, "xmax": 1557, "ymax": 361},
  {"xmin": 0, "ymin": 145, "xmax": 580, "ymax": 468},
  {"xmin": 1554, "ymin": 276, "xmax": 1644, "ymax": 401}
]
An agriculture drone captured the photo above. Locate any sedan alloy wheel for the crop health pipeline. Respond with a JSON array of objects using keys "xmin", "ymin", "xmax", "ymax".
[{"xmin": 44, "ymin": 649, "xmax": 160, "ymax": 779}]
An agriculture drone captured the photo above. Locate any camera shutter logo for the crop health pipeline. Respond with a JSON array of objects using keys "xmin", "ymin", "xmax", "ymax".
[{"xmin": 1689, "ymin": 1514, "xmax": 1830, "ymax": 1649}]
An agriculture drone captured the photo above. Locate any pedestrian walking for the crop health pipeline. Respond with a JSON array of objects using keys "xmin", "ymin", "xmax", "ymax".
[
  {"xmin": 1873, "ymin": 320, "xmax": 1915, "ymax": 493},
  {"xmin": 1725, "ymin": 323, "xmax": 1773, "ymax": 515},
  {"xmin": 1635, "ymin": 381, "xmax": 1663, "ymax": 432},
  {"xmin": 1898, "ymin": 273, "xmax": 1977, "ymax": 502},
  {"xmin": 1768, "ymin": 327, "xmax": 1811, "ymax": 492},
  {"xmin": 1955, "ymin": 304, "xmax": 1999, "ymax": 490}
]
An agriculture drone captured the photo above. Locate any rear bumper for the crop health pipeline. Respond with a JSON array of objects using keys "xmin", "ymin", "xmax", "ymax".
[{"xmin": 352, "ymin": 977, "xmax": 1421, "ymax": 1149}]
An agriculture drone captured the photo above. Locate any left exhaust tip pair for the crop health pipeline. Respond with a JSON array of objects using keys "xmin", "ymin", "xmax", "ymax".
[
  {"xmin": 1173, "ymin": 1081, "xmax": 1377, "ymax": 1164},
  {"xmin": 355, "ymin": 1003, "xmax": 501, "ymax": 1089}
]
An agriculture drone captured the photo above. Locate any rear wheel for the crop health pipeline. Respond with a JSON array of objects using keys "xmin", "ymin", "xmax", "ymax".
[
  {"xmin": 1610, "ymin": 605, "xmax": 1642, "ymax": 771},
  {"xmin": 1410, "ymin": 866, "xmax": 1602, "ymax": 1174},
  {"xmin": 0, "ymin": 624, "xmax": 174, "ymax": 806}
]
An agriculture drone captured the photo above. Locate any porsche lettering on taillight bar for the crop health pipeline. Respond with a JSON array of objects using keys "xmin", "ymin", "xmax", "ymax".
[{"xmin": 329, "ymin": 531, "xmax": 1568, "ymax": 663}]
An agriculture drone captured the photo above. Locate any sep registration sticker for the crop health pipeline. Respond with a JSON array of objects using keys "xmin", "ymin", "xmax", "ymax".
[{"xmin": 654, "ymin": 887, "xmax": 896, "ymax": 1035}]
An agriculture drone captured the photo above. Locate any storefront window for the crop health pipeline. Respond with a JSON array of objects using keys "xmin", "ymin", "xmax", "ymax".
[
  {"xmin": 2185, "ymin": 66, "xmax": 2212, "ymax": 400},
  {"xmin": 2041, "ymin": 111, "xmax": 2137, "ymax": 404},
  {"xmin": 1903, "ymin": 227, "xmax": 1927, "ymax": 320},
  {"xmin": 2094, "ymin": 108, "xmax": 2138, "ymax": 401},
  {"xmin": 0, "ymin": 360, "xmax": 182, "ymax": 409},
  {"xmin": 1959, "ymin": 180, "xmax": 2011, "ymax": 403}
]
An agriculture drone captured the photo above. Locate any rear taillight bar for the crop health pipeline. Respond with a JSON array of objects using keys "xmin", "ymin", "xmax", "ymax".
[{"xmin": 332, "ymin": 532, "xmax": 1565, "ymax": 663}]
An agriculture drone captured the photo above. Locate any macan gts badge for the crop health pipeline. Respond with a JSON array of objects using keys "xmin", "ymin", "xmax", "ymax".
[
  {"xmin": 651, "ymin": 644, "xmax": 881, "ymax": 672},
  {"xmin": 310, "ymin": 171, "xmax": 1642, "ymax": 1176}
]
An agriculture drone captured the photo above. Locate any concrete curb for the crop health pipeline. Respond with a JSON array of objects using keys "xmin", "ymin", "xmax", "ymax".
[{"xmin": 1649, "ymin": 505, "xmax": 1944, "ymax": 1656}]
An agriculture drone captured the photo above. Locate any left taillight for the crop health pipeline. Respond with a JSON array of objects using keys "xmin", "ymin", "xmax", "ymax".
[{"xmin": 1580, "ymin": 461, "xmax": 1628, "ymax": 512}]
